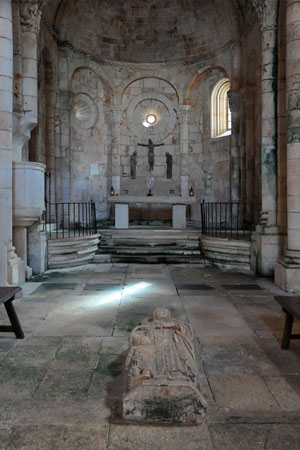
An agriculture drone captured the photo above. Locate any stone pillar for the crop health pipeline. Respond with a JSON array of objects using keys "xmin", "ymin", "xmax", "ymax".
[
  {"xmin": 178, "ymin": 105, "xmax": 191, "ymax": 198},
  {"xmin": 229, "ymin": 43, "xmax": 242, "ymax": 202},
  {"xmin": 228, "ymin": 90, "xmax": 241, "ymax": 201},
  {"xmin": 275, "ymin": 0, "xmax": 300, "ymax": 292},
  {"xmin": 0, "ymin": 0, "xmax": 20, "ymax": 285},
  {"xmin": 110, "ymin": 105, "xmax": 122, "ymax": 195},
  {"xmin": 245, "ymin": 90, "xmax": 256, "ymax": 221},
  {"xmin": 14, "ymin": 0, "xmax": 42, "ymax": 161},
  {"xmin": 57, "ymin": 89, "xmax": 71, "ymax": 202},
  {"xmin": 254, "ymin": 0, "xmax": 281, "ymax": 276}
]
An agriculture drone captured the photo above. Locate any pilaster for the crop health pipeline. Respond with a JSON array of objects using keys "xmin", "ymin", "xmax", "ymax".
[
  {"xmin": 275, "ymin": 0, "xmax": 300, "ymax": 291},
  {"xmin": 110, "ymin": 105, "xmax": 122, "ymax": 194},
  {"xmin": 255, "ymin": 0, "xmax": 281, "ymax": 276},
  {"xmin": 178, "ymin": 105, "xmax": 191, "ymax": 198}
]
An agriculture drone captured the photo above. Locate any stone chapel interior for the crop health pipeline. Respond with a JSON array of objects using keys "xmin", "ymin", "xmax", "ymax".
[{"xmin": 1, "ymin": 0, "xmax": 300, "ymax": 293}]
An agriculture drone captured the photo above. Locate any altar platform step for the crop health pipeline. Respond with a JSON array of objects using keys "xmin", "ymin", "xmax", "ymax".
[
  {"xmin": 47, "ymin": 234, "xmax": 101, "ymax": 269},
  {"xmin": 97, "ymin": 227, "xmax": 207, "ymax": 264}
]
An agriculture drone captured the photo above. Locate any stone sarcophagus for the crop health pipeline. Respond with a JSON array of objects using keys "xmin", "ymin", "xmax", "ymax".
[{"xmin": 123, "ymin": 308, "xmax": 207, "ymax": 423}]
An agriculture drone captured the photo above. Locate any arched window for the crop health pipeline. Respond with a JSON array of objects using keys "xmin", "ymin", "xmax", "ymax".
[{"xmin": 211, "ymin": 78, "xmax": 232, "ymax": 138}]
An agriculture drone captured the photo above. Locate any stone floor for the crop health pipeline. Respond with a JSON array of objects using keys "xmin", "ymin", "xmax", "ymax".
[{"xmin": 0, "ymin": 263, "xmax": 300, "ymax": 449}]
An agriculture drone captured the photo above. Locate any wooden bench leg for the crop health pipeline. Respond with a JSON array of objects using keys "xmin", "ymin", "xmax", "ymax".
[
  {"xmin": 281, "ymin": 310, "xmax": 294, "ymax": 350},
  {"xmin": 4, "ymin": 299, "xmax": 24, "ymax": 339}
]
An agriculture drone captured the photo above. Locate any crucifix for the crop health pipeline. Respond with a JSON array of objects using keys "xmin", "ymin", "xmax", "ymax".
[{"xmin": 138, "ymin": 139, "xmax": 165, "ymax": 171}]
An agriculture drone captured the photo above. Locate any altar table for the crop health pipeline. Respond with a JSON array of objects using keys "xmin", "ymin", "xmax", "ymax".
[{"xmin": 108, "ymin": 196, "xmax": 196, "ymax": 229}]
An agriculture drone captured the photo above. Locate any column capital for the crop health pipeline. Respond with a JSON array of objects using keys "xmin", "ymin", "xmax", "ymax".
[
  {"xmin": 252, "ymin": 0, "xmax": 278, "ymax": 31},
  {"xmin": 109, "ymin": 105, "xmax": 122, "ymax": 124},
  {"xmin": 59, "ymin": 89, "xmax": 73, "ymax": 109},
  {"xmin": 228, "ymin": 90, "xmax": 241, "ymax": 113},
  {"xmin": 20, "ymin": 0, "xmax": 45, "ymax": 34},
  {"xmin": 177, "ymin": 105, "xmax": 191, "ymax": 124}
]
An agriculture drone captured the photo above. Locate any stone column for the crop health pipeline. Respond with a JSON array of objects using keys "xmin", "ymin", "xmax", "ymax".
[
  {"xmin": 254, "ymin": 0, "xmax": 280, "ymax": 276},
  {"xmin": 228, "ymin": 90, "xmax": 241, "ymax": 201},
  {"xmin": 57, "ymin": 89, "xmax": 71, "ymax": 202},
  {"xmin": 0, "ymin": 0, "xmax": 13, "ymax": 284},
  {"xmin": 275, "ymin": 0, "xmax": 300, "ymax": 292},
  {"xmin": 14, "ymin": 0, "xmax": 43, "ymax": 161},
  {"xmin": 110, "ymin": 105, "xmax": 122, "ymax": 195},
  {"xmin": 178, "ymin": 105, "xmax": 191, "ymax": 198}
]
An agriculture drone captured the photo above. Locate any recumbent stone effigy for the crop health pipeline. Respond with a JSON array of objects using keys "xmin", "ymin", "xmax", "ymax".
[{"xmin": 123, "ymin": 308, "xmax": 207, "ymax": 423}]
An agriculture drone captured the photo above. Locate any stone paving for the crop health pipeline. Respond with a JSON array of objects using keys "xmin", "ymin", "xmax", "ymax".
[{"xmin": 0, "ymin": 263, "xmax": 299, "ymax": 449}]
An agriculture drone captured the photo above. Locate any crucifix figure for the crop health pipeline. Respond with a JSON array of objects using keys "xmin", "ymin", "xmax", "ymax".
[{"xmin": 138, "ymin": 139, "xmax": 165, "ymax": 171}]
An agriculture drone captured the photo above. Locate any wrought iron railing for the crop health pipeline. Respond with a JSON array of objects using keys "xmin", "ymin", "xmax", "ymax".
[
  {"xmin": 44, "ymin": 201, "xmax": 97, "ymax": 240},
  {"xmin": 200, "ymin": 201, "xmax": 252, "ymax": 240}
]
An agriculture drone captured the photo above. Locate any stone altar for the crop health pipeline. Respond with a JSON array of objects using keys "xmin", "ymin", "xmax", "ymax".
[
  {"xmin": 108, "ymin": 195, "xmax": 196, "ymax": 229},
  {"xmin": 123, "ymin": 308, "xmax": 207, "ymax": 423}
]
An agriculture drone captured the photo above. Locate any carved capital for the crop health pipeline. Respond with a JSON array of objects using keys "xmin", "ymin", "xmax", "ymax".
[
  {"xmin": 252, "ymin": 0, "xmax": 278, "ymax": 31},
  {"xmin": 109, "ymin": 105, "xmax": 122, "ymax": 124},
  {"xmin": 177, "ymin": 105, "xmax": 191, "ymax": 124},
  {"xmin": 59, "ymin": 89, "xmax": 73, "ymax": 109},
  {"xmin": 20, "ymin": 0, "xmax": 45, "ymax": 34},
  {"xmin": 228, "ymin": 90, "xmax": 241, "ymax": 113}
]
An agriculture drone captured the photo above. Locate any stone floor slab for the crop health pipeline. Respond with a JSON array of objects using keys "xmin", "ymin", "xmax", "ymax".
[
  {"xmin": 50, "ymin": 337, "xmax": 102, "ymax": 370},
  {"xmin": 0, "ymin": 366, "xmax": 46, "ymax": 398},
  {"xmin": 208, "ymin": 373, "xmax": 280, "ymax": 410},
  {"xmin": 0, "ymin": 424, "xmax": 109, "ymax": 450},
  {"xmin": 209, "ymin": 424, "xmax": 269, "ymax": 450},
  {"xmin": 108, "ymin": 424, "xmax": 213, "ymax": 450},
  {"xmin": 266, "ymin": 424, "xmax": 300, "ymax": 449},
  {"xmin": 34, "ymin": 369, "xmax": 93, "ymax": 398},
  {"xmin": 0, "ymin": 397, "xmax": 111, "ymax": 426},
  {"xmin": 1, "ymin": 345, "xmax": 58, "ymax": 368}
]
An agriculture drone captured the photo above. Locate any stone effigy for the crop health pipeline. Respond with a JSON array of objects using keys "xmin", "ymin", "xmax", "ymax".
[{"xmin": 123, "ymin": 308, "xmax": 207, "ymax": 423}]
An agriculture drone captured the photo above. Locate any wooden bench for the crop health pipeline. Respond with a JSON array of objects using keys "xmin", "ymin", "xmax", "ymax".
[
  {"xmin": 0, "ymin": 287, "xmax": 24, "ymax": 339},
  {"xmin": 274, "ymin": 296, "xmax": 300, "ymax": 350}
]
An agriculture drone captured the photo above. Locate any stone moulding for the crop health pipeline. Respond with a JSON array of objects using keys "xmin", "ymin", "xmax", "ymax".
[{"xmin": 123, "ymin": 308, "xmax": 207, "ymax": 424}]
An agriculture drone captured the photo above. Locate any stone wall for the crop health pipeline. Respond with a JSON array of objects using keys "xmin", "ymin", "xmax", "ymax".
[{"xmin": 31, "ymin": 1, "xmax": 265, "ymax": 225}]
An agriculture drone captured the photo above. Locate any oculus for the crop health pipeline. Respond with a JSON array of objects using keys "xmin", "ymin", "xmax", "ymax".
[
  {"xmin": 70, "ymin": 93, "xmax": 98, "ymax": 133},
  {"xmin": 146, "ymin": 114, "xmax": 157, "ymax": 124}
]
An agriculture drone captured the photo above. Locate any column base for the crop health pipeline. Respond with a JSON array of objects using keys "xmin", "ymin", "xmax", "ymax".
[
  {"xmin": 7, "ymin": 244, "xmax": 26, "ymax": 286},
  {"xmin": 275, "ymin": 262, "xmax": 300, "ymax": 293},
  {"xmin": 28, "ymin": 227, "xmax": 47, "ymax": 274},
  {"xmin": 254, "ymin": 228, "xmax": 281, "ymax": 276}
]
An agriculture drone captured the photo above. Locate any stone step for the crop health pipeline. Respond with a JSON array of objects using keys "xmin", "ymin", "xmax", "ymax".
[
  {"xmin": 110, "ymin": 254, "xmax": 208, "ymax": 264},
  {"xmin": 98, "ymin": 246, "xmax": 201, "ymax": 256},
  {"xmin": 100, "ymin": 238, "xmax": 199, "ymax": 246},
  {"xmin": 48, "ymin": 234, "xmax": 100, "ymax": 247},
  {"xmin": 48, "ymin": 254, "xmax": 95, "ymax": 269},
  {"xmin": 47, "ymin": 233, "xmax": 101, "ymax": 269}
]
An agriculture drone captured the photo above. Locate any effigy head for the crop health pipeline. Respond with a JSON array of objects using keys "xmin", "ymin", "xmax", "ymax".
[{"xmin": 153, "ymin": 308, "xmax": 171, "ymax": 321}]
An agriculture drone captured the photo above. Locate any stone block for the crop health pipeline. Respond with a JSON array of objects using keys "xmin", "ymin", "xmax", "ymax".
[
  {"xmin": 274, "ymin": 262, "xmax": 300, "ymax": 293},
  {"xmin": 115, "ymin": 203, "xmax": 129, "ymax": 229},
  {"xmin": 28, "ymin": 229, "xmax": 47, "ymax": 275},
  {"xmin": 172, "ymin": 204, "xmax": 186, "ymax": 229}
]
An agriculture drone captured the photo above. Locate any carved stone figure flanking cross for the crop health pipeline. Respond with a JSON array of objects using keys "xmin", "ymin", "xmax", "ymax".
[{"xmin": 138, "ymin": 139, "xmax": 165, "ymax": 171}]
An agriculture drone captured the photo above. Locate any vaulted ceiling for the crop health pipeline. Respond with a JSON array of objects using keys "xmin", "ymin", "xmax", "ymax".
[{"xmin": 41, "ymin": 0, "xmax": 259, "ymax": 64}]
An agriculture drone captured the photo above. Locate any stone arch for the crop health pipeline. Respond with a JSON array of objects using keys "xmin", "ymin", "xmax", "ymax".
[
  {"xmin": 121, "ymin": 76, "xmax": 179, "ymax": 104},
  {"xmin": 185, "ymin": 66, "xmax": 228, "ymax": 106},
  {"xmin": 211, "ymin": 78, "xmax": 231, "ymax": 138},
  {"xmin": 68, "ymin": 60, "xmax": 114, "ymax": 101}
]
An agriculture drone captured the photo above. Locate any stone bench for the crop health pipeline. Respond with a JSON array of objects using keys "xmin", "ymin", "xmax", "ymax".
[
  {"xmin": 274, "ymin": 296, "xmax": 300, "ymax": 350},
  {"xmin": 0, "ymin": 287, "xmax": 24, "ymax": 339}
]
